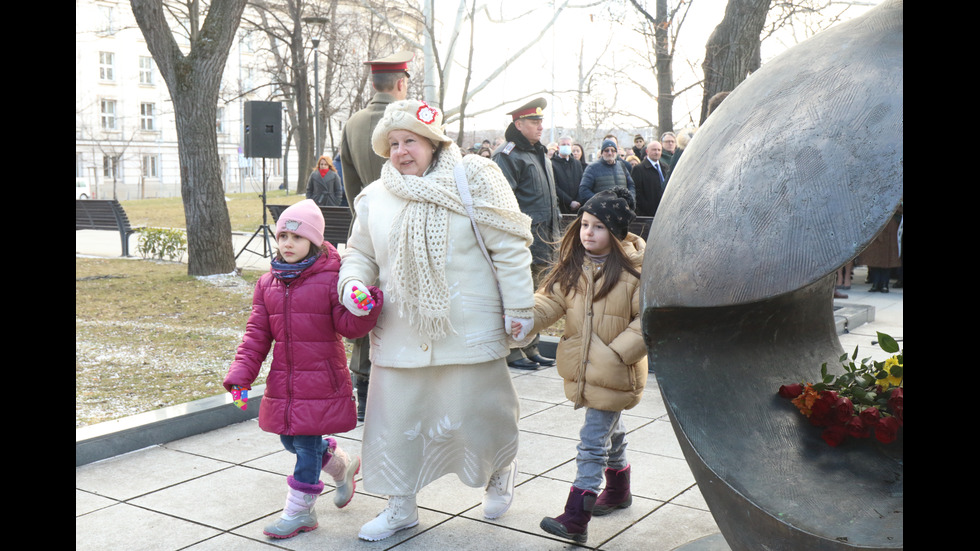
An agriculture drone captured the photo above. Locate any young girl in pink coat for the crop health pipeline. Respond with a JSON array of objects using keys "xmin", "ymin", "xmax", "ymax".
[{"xmin": 224, "ymin": 199, "xmax": 383, "ymax": 539}]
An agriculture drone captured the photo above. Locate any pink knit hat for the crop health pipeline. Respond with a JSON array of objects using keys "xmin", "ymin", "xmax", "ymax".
[{"xmin": 275, "ymin": 199, "xmax": 324, "ymax": 246}]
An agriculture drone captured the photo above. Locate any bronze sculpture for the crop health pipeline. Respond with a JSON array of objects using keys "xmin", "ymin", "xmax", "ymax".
[{"xmin": 642, "ymin": 0, "xmax": 903, "ymax": 548}]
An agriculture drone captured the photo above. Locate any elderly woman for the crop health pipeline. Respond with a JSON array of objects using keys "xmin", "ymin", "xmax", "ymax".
[{"xmin": 338, "ymin": 99, "xmax": 536, "ymax": 541}]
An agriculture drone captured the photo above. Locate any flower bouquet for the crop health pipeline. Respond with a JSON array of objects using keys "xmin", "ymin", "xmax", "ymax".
[{"xmin": 778, "ymin": 332, "xmax": 903, "ymax": 447}]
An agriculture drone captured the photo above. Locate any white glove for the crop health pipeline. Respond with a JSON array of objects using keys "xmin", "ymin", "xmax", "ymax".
[
  {"xmin": 342, "ymin": 280, "xmax": 370, "ymax": 316},
  {"xmin": 505, "ymin": 315, "xmax": 533, "ymax": 342}
]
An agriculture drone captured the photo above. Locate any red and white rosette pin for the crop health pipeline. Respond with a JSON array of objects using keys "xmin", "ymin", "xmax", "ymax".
[{"xmin": 416, "ymin": 102, "xmax": 438, "ymax": 125}]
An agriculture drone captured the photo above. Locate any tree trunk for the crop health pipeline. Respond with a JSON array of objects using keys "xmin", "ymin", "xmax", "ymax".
[
  {"xmin": 130, "ymin": 0, "xmax": 245, "ymax": 276},
  {"xmin": 174, "ymin": 92, "xmax": 237, "ymax": 275},
  {"xmin": 700, "ymin": 0, "xmax": 772, "ymax": 125},
  {"xmin": 655, "ymin": 0, "xmax": 673, "ymax": 134},
  {"xmin": 290, "ymin": 1, "xmax": 314, "ymax": 194}
]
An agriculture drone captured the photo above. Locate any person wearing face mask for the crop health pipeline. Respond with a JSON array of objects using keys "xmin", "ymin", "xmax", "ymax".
[
  {"xmin": 578, "ymin": 139, "xmax": 636, "ymax": 203},
  {"xmin": 552, "ymin": 135, "xmax": 584, "ymax": 214}
]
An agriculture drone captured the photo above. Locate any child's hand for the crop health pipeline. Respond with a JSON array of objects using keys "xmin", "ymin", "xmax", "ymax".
[
  {"xmin": 230, "ymin": 384, "xmax": 250, "ymax": 410},
  {"xmin": 350, "ymin": 286, "xmax": 375, "ymax": 311},
  {"xmin": 342, "ymin": 281, "xmax": 371, "ymax": 316},
  {"xmin": 504, "ymin": 315, "xmax": 533, "ymax": 341}
]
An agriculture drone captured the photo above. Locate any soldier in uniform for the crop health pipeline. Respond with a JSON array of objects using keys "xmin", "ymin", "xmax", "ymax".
[
  {"xmin": 338, "ymin": 50, "xmax": 414, "ymax": 420},
  {"xmin": 493, "ymin": 97, "xmax": 560, "ymax": 370}
]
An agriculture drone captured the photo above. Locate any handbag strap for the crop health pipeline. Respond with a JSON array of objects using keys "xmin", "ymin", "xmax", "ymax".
[{"xmin": 454, "ymin": 163, "xmax": 503, "ymax": 300}]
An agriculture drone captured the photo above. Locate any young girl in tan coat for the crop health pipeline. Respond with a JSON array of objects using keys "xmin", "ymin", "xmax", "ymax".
[{"xmin": 514, "ymin": 187, "xmax": 648, "ymax": 544}]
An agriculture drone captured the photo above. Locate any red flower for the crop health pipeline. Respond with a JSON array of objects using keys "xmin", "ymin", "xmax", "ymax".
[
  {"xmin": 859, "ymin": 407, "xmax": 880, "ymax": 425},
  {"xmin": 821, "ymin": 425, "xmax": 848, "ymax": 447},
  {"xmin": 874, "ymin": 416, "xmax": 901, "ymax": 444},
  {"xmin": 831, "ymin": 396, "xmax": 855, "ymax": 425},
  {"xmin": 809, "ymin": 391, "xmax": 838, "ymax": 426},
  {"xmin": 845, "ymin": 416, "xmax": 870, "ymax": 438},
  {"xmin": 887, "ymin": 387, "xmax": 903, "ymax": 424},
  {"xmin": 778, "ymin": 383, "xmax": 804, "ymax": 399}
]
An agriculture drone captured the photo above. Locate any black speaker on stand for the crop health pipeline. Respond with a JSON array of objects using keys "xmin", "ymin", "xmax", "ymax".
[{"xmin": 237, "ymin": 101, "xmax": 283, "ymax": 260}]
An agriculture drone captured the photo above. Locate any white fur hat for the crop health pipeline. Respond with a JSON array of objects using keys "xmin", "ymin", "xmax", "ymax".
[{"xmin": 372, "ymin": 99, "xmax": 454, "ymax": 158}]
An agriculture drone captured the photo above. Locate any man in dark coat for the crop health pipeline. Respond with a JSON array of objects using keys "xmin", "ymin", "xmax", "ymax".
[
  {"xmin": 632, "ymin": 140, "xmax": 671, "ymax": 218},
  {"xmin": 493, "ymin": 97, "xmax": 559, "ymax": 370},
  {"xmin": 552, "ymin": 135, "xmax": 584, "ymax": 214},
  {"xmin": 338, "ymin": 50, "xmax": 413, "ymax": 420},
  {"xmin": 660, "ymin": 132, "xmax": 676, "ymax": 168}
]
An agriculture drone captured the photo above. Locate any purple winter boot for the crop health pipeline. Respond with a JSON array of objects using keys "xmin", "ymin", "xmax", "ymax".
[
  {"xmin": 539, "ymin": 486, "xmax": 597, "ymax": 544},
  {"xmin": 593, "ymin": 464, "xmax": 632, "ymax": 516}
]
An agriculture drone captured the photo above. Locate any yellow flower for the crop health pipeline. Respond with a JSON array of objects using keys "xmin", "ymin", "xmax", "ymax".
[{"xmin": 878, "ymin": 356, "xmax": 903, "ymax": 388}]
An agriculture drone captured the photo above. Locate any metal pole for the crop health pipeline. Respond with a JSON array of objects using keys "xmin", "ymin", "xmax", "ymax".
[{"xmin": 313, "ymin": 40, "xmax": 320, "ymax": 157}]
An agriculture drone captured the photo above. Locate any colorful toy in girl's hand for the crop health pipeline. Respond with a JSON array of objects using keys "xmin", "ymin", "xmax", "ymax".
[
  {"xmin": 350, "ymin": 286, "xmax": 375, "ymax": 311},
  {"xmin": 231, "ymin": 385, "xmax": 250, "ymax": 410}
]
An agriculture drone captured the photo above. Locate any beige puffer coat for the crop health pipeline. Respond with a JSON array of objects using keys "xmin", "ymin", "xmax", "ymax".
[{"xmin": 532, "ymin": 233, "xmax": 648, "ymax": 411}]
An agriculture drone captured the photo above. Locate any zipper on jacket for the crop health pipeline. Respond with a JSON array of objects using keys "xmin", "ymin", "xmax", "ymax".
[
  {"xmin": 283, "ymin": 283, "xmax": 292, "ymax": 434},
  {"xmin": 577, "ymin": 261, "xmax": 596, "ymax": 405}
]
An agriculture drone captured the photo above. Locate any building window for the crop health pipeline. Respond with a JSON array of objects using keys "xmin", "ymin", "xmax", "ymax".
[
  {"xmin": 139, "ymin": 56, "xmax": 154, "ymax": 85},
  {"xmin": 100, "ymin": 99, "xmax": 117, "ymax": 130},
  {"xmin": 103, "ymin": 155, "xmax": 118, "ymax": 179},
  {"xmin": 98, "ymin": 5, "xmax": 115, "ymax": 35},
  {"xmin": 142, "ymin": 155, "xmax": 159, "ymax": 178},
  {"xmin": 140, "ymin": 103, "xmax": 155, "ymax": 131},
  {"xmin": 99, "ymin": 52, "xmax": 115, "ymax": 81}
]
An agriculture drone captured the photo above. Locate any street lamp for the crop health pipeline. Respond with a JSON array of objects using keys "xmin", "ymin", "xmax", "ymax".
[{"xmin": 303, "ymin": 16, "xmax": 328, "ymax": 157}]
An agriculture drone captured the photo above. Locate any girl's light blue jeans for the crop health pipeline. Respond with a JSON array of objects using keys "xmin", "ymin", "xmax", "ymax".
[
  {"xmin": 573, "ymin": 408, "xmax": 628, "ymax": 493},
  {"xmin": 280, "ymin": 435, "xmax": 327, "ymax": 485}
]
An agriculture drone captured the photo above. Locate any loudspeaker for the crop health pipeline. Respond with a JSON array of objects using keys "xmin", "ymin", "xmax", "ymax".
[{"xmin": 244, "ymin": 101, "xmax": 282, "ymax": 158}]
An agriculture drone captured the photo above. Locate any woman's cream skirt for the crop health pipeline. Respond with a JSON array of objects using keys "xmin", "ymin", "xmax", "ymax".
[{"xmin": 360, "ymin": 358, "xmax": 520, "ymax": 496}]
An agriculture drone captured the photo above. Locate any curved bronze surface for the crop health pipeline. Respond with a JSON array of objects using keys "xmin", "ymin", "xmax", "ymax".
[
  {"xmin": 642, "ymin": 1, "xmax": 903, "ymax": 549},
  {"xmin": 643, "ymin": 0, "xmax": 903, "ymax": 309}
]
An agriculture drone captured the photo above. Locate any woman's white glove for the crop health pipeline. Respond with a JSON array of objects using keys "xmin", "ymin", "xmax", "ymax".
[
  {"xmin": 342, "ymin": 280, "xmax": 371, "ymax": 316},
  {"xmin": 505, "ymin": 315, "xmax": 533, "ymax": 342}
]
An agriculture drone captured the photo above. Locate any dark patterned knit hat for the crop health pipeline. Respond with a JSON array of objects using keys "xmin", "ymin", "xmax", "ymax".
[{"xmin": 581, "ymin": 187, "xmax": 636, "ymax": 240}]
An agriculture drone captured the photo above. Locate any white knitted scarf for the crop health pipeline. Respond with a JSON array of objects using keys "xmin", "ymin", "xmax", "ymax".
[{"xmin": 381, "ymin": 143, "xmax": 532, "ymax": 340}]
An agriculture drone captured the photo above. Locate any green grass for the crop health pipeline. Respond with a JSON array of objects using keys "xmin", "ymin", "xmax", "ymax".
[
  {"xmin": 75, "ymin": 257, "xmax": 265, "ymax": 427},
  {"xmin": 121, "ymin": 191, "xmax": 306, "ymax": 232},
  {"xmin": 78, "ymin": 193, "xmax": 568, "ymax": 426}
]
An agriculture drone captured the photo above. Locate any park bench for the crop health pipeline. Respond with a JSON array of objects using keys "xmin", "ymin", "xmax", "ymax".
[
  {"xmin": 268, "ymin": 204, "xmax": 353, "ymax": 245},
  {"xmin": 76, "ymin": 199, "xmax": 137, "ymax": 257}
]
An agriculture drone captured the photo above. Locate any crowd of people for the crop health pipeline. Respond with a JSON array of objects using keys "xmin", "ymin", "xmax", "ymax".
[
  {"xmin": 226, "ymin": 49, "xmax": 902, "ymax": 547},
  {"xmin": 452, "ymin": 128, "xmax": 692, "ymax": 221}
]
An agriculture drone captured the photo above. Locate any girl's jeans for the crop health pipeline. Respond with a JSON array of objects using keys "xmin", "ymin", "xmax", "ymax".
[
  {"xmin": 573, "ymin": 408, "xmax": 628, "ymax": 493},
  {"xmin": 280, "ymin": 435, "xmax": 327, "ymax": 485}
]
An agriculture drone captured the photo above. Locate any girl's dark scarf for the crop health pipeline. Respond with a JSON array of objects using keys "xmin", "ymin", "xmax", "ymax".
[{"xmin": 270, "ymin": 253, "xmax": 320, "ymax": 282}]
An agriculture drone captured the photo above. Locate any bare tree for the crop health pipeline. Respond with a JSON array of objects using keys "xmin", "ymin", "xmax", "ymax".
[
  {"xmin": 355, "ymin": 0, "xmax": 575, "ymax": 140},
  {"xmin": 698, "ymin": 0, "xmax": 878, "ymax": 124},
  {"xmin": 243, "ymin": 0, "xmax": 322, "ymax": 194},
  {"xmin": 130, "ymin": 0, "xmax": 246, "ymax": 276},
  {"xmin": 699, "ymin": 0, "xmax": 772, "ymax": 124}
]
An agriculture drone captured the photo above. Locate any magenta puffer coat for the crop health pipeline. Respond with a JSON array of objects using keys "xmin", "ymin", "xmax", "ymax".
[{"xmin": 224, "ymin": 242, "xmax": 383, "ymax": 436}]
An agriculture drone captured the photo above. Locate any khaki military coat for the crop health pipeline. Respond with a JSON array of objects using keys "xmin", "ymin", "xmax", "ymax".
[{"xmin": 339, "ymin": 92, "xmax": 398, "ymax": 208}]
